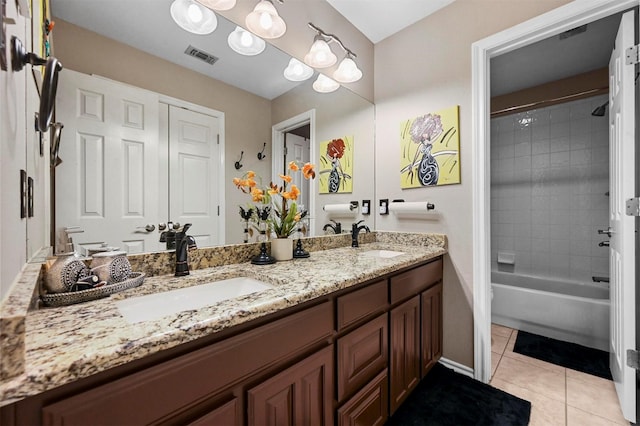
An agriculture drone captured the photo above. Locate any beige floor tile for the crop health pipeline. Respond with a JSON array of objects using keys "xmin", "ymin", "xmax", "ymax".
[
  {"xmin": 492, "ymin": 333, "xmax": 510, "ymax": 355},
  {"xmin": 567, "ymin": 376, "xmax": 627, "ymax": 425},
  {"xmin": 492, "ymin": 323, "xmax": 514, "ymax": 338},
  {"xmin": 493, "ymin": 356, "xmax": 566, "ymax": 403},
  {"xmin": 506, "ymin": 329, "xmax": 518, "ymax": 352},
  {"xmin": 491, "ymin": 353, "xmax": 500, "ymax": 379},
  {"xmin": 491, "ymin": 378, "xmax": 566, "ymax": 426},
  {"xmin": 567, "ymin": 406, "xmax": 626, "ymax": 426},
  {"xmin": 566, "ymin": 368, "xmax": 613, "ymax": 387}
]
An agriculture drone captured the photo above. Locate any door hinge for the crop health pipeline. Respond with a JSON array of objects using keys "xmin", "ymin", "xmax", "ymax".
[
  {"xmin": 283, "ymin": 146, "xmax": 288, "ymax": 156},
  {"xmin": 626, "ymin": 45, "xmax": 639, "ymax": 66},
  {"xmin": 216, "ymin": 134, "xmax": 220, "ymax": 145},
  {"xmin": 627, "ymin": 349, "xmax": 640, "ymax": 370},
  {"xmin": 625, "ymin": 198, "xmax": 640, "ymax": 216},
  {"xmin": 217, "ymin": 205, "xmax": 220, "ymax": 216}
]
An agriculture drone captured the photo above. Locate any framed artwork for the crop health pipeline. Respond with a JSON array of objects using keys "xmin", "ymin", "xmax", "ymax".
[
  {"xmin": 319, "ymin": 136, "xmax": 353, "ymax": 194},
  {"xmin": 400, "ymin": 105, "xmax": 460, "ymax": 188}
]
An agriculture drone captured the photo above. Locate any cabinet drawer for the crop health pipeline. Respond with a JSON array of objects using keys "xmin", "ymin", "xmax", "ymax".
[
  {"xmin": 390, "ymin": 258, "xmax": 442, "ymax": 304},
  {"xmin": 42, "ymin": 302, "xmax": 333, "ymax": 425},
  {"xmin": 337, "ymin": 369, "xmax": 388, "ymax": 426},
  {"xmin": 337, "ymin": 314, "xmax": 388, "ymax": 402},
  {"xmin": 337, "ymin": 280, "xmax": 387, "ymax": 331}
]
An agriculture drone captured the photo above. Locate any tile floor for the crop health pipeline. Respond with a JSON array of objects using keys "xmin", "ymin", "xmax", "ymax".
[{"xmin": 490, "ymin": 324, "xmax": 628, "ymax": 425}]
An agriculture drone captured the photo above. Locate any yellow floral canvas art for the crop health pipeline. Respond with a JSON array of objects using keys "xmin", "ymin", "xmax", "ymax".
[
  {"xmin": 400, "ymin": 106, "xmax": 460, "ymax": 188},
  {"xmin": 319, "ymin": 136, "xmax": 354, "ymax": 194}
]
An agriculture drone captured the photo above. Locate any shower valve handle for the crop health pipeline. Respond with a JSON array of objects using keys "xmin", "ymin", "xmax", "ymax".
[{"xmin": 598, "ymin": 227, "xmax": 613, "ymax": 237}]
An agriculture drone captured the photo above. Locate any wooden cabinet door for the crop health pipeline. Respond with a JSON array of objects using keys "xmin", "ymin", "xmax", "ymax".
[
  {"xmin": 389, "ymin": 296, "xmax": 420, "ymax": 414},
  {"xmin": 421, "ymin": 282, "xmax": 443, "ymax": 378},
  {"xmin": 247, "ymin": 345, "xmax": 334, "ymax": 426},
  {"xmin": 188, "ymin": 398, "xmax": 240, "ymax": 426},
  {"xmin": 337, "ymin": 369, "xmax": 388, "ymax": 426}
]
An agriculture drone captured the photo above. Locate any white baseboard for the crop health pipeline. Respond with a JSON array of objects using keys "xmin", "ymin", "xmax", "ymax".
[{"xmin": 438, "ymin": 357, "xmax": 474, "ymax": 378}]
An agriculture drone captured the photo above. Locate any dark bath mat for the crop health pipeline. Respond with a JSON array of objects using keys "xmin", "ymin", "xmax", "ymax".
[
  {"xmin": 386, "ymin": 363, "xmax": 531, "ymax": 426},
  {"xmin": 513, "ymin": 330, "xmax": 612, "ymax": 380}
]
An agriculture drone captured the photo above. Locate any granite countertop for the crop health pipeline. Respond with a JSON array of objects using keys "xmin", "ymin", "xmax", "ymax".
[{"xmin": 0, "ymin": 232, "xmax": 446, "ymax": 406}]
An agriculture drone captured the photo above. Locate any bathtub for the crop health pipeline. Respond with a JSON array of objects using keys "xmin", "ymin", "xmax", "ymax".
[{"xmin": 491, "ymin": 271, "xmax": 610, "ymax": 351}]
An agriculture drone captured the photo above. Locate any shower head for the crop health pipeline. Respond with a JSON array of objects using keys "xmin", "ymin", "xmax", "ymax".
[{"xmin": 591, "ymin": 101, "xmax": 608, "ymax": 117}]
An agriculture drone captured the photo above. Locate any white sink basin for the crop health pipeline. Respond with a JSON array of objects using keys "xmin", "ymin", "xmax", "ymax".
[
  {"xmin": 115, "ymin": 277, "xmax": 273, "ymax": 324},
  {"xmin": 360, "ymin": 250, "xmax": 405, "ymax": 258}
]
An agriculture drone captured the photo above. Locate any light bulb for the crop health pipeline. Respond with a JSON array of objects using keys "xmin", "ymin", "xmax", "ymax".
[
  {"xmin": 259, "ymin": 12, "xmax": 273, "ymax": 30},
  {"xmin": 170, "ymin": 0, "xmax": 218, "ymax": 34},
  {"xmin": 333, "ymin": 56, "xmax": 362, "ymax": 83},
  {"xmin": 313, "ymin": 74, "xmax": 339, "ymax": 93},
  {"xmin": 304, "ymin": 38, "xmax": 337, "ymax": 68},
  {"xmin": 245, "ymin": 0, "xmax": 286, "ymax": 39},
  {"xmin": 283, "ymin": 58, "xmax": 313, "ymax": 82},
  {"xmin": 240, "ymin": 31, "xmax": 253, "ymax": 47},
  {"xmin": 187, "ymin": 3, "xmax": 203, "ymax": 22},
  {"xmin": 228, "ymin": 26, "xmax": 266, "ymax": 56}
]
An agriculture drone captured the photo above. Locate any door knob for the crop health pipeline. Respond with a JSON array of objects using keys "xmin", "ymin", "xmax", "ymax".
[
  {"xmin": 598, "ymin": 241, "xmax": 610, "ymax": 247},
  {"xmin": 597, "ymin": 227, "xmax": 613, "ymax": 237},
  {"xmin": 136, "ymin": 224, "xmax": 156, "ymax": 233}
]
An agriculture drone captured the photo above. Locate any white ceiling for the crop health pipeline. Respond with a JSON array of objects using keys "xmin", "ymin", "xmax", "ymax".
[{"xmin": 326, "ymin": 0, "xmax": 456, "ymax": 43}]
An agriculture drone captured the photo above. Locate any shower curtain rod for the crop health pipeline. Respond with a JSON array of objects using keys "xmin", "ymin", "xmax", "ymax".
[{"xmin": 491, "ymin": 86, "xmax": 608, "ymax": 117}]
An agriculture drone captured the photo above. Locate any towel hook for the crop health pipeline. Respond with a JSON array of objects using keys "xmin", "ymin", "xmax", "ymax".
[
  {"xmin": 257, "ymin": 142, "xmax": 267, "ymax": 160},
  {"xmin": 234, "ymin": 151, "xmax": 244, "ymax": 170}
]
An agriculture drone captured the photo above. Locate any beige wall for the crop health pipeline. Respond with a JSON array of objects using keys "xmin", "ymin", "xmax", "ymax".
[
  {"xmin": 374, "ymin": 0, "xmax": 571, "ymax": 367},
  {"xmin": 53, "ymin": 19, "xmax": 273, "ymax": 245}
]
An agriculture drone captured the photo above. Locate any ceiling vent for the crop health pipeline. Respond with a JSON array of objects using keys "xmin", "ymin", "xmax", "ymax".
[
  {"xmin": 559, "ymin": 25, "xmax": 587, "ymax": 40},
  {"xmin": 184, "ymin": 45, "xmax": 219, "ymax": 65}
]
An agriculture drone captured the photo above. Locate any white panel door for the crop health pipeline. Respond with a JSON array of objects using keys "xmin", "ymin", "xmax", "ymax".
[
  {"xmin": 287, "ymin": 134, "xmax": 310, "ymax": 212},
  {"xmin": 56, "ymin": 71, "xmax": 160, "ymax": 254},
  {"xmin": 168, "ymin": 106, "xmax": 220, "ymax": 248},
  {"xmin": 608, "ymin": 10, "xmax": 636, "ymax": 423}
]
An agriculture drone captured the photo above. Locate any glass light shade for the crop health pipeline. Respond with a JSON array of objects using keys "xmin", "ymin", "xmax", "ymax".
[
  {"xmin": 312, "ymin": 74, "xmax": 339, "ymax": 93},
  {"xmin": 228, "ymin": 26, "xmax": 266, "ymax": 56},
  {"xmin": 245, "ymin": 0, "xmax": 286, "ymax": 39},
  {"xmin": 170, "ymin": 0, "xmax": 218, "ymax": 34},
  {"xmin": 304, "ymin": 37, "xmax": 337, "ymax": 68},
  {"xmin": 283, "ymin": 58, "xmax": 314, "ymax": 81},
  {"xmin": 333, "ymin": 56, "xmax": 362, "ymax": 83},
  {"xmin": 195, "ymin": 0, "xmax": 236, "ymax": 11}
]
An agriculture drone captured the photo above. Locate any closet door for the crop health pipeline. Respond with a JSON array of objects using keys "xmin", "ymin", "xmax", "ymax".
[
  {"xmin": 168, "ymin": 105, "xmax": 221, "ymax": 248},
  {"xmin": 56, "ymin": 70, "xmax": 160, "ymax": 254}
]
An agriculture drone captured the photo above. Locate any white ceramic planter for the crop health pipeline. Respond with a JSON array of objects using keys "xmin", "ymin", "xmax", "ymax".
[{"xmin": 270, "ymin": 238, "xmax": 293, "ymax": 261}]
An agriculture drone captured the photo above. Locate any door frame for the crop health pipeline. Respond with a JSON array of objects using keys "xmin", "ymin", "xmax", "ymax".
[
  {"xmin": 159, "ymin": 95, "xmax": 226, "ymax": 245},
  {"xmin": 272, "ymin": 109, "xmax": 317, "ymax": 235},
  {"xmin": 471, "ymin": 0, "xmax": 638, "ymax": 383}
]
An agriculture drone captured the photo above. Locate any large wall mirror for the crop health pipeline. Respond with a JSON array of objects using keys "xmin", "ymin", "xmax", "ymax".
[{"xmin": 51, "ymin": 0, "xmax": 375, "ymax": 255}]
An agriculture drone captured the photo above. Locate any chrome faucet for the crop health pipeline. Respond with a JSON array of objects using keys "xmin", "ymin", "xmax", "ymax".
[
  {"xmin": 323, "ymin": 220, "xmax": 342, "ymax": 234},
  {"xmin": 175, "ymin": 223, "xmax": 197, "ymax": 276},
  {"xmin": 351, "ymin": 220, "xmax": 370, "ymax": 247}
]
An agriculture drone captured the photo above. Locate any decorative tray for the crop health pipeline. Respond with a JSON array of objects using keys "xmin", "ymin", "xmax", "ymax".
[{"xmin": 41, "ymin": 272, "xmax": 145, "ymax": 307}]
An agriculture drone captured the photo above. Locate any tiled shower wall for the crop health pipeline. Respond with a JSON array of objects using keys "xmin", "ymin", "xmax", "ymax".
[{"xmin": 490, "ymin": 95, "xmax": 609, "ymax": 284}]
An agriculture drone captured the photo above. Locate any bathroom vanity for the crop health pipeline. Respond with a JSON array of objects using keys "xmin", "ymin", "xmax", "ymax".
[{"xmin": 0, "ymin": 232, "xmax": 445, "ymax": 425}]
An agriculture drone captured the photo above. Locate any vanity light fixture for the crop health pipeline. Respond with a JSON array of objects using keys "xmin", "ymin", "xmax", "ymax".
[
  {"xmin": 170, "ymin": 0, "xmax": 218, "ymax": 35},
  {"xmin": 333, "ymin": 53, "xmax": 362, "ymax": 83},
  {"xmin": 228, "ymin": 26, "xmax": 265, "ymax": 56},
  {"xmin": 303, "ymin": 35, "xmax": 337, "ymax": 68},
  {"xmin": 283, "ymin": 58, "xmax": 313, "ymax": 82},
  {"xmin": 305, "ymin": 23, "xmax": 362, "ymax": 83},
  {"xmin": 245, "ymin": 0, "xmax": 286, "ymax": 40},
  {"xmin": 195, "ymin": 0, "xmax": 236, "ymax": 11},
  {"xmin": 312, "ymin": 73, "xmax": 339, "ymax": 93}
]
